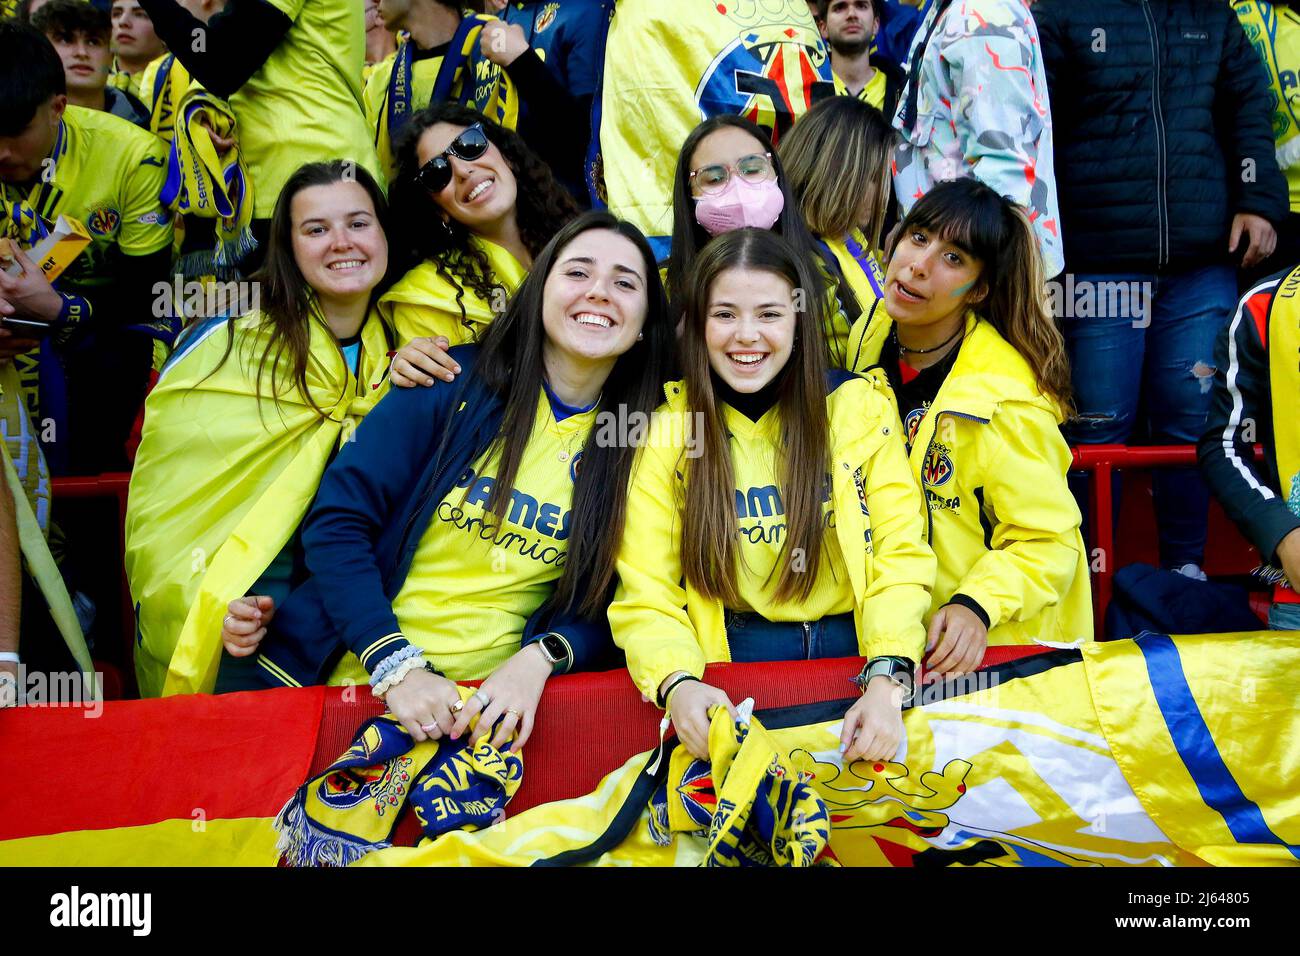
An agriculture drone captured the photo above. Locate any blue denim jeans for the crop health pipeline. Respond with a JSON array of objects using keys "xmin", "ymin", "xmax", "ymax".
[
  {"xmin": 1269, "ymin": 601, "xmax": 1300, "ymax": 632},
  {"xmin": 725, "ymin": 611, "xmax": 858, "ymax": 662},
  {"xmin": 1061, "ymin": 265, "xmax": 1238, "ymax": 568}
]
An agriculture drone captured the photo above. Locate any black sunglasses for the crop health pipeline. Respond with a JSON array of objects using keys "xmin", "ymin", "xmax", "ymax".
[{"xmin": 413, "ymin": 122, "xmax": 491, "ymax": 194}]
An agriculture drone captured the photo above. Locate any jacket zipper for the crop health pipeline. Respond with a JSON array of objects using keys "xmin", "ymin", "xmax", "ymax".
[
  {"xmin": 1142, "ymin": 0, "xmax": 1169, "ymax": 268},
  {"xmin": 801, "ymin": 621, "xmax": 813, "ymax": 659}
]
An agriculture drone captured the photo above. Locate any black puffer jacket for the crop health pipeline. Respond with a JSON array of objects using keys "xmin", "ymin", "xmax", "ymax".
[{"xmin": 1035, "ymin": 0, "xmax": 1288, "ymax": 273}]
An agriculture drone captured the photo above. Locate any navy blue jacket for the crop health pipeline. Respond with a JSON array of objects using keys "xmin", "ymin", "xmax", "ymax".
[
  {"xmin": 253, "ymin": 345, "xmax": 616, "ymax": 686},
  {"xmin": 1035, "ymin": 0, "xmax": 1288, "ymax": 272}
]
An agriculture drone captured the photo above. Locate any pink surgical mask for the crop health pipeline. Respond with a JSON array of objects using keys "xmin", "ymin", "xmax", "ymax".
[{"xmin": 693, "ymin": 177, "xmax": 786, "ymax": 237}]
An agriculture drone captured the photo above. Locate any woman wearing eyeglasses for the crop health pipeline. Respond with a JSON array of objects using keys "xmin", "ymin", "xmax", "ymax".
[
  {"xmin": 663, "ymin": 115, "xmax": 861, "ymax": 368},
  {"xmin": 379, "ymin": 103, "xmax": 580, "ymax": 388}
]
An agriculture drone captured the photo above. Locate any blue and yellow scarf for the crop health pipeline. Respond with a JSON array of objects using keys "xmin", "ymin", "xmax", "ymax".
[
  {"xmin": 160, "ymin": 89, "xmax": 256, "ymax": 270},
  {"xmin": 275, "ymin": 687, "xmax": 523, "ymax": 867},
  {"xmin": 384, "ymin": 14, "xmax": 519, "ymax": 155}
]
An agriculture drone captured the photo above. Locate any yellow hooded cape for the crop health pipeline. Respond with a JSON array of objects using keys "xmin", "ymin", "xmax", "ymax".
[
  {"xmin": 124, "ymin": 308, "xmax": 392, "ymax": 697},
  {"xmin": 377, "ymin": 239, "xmax": 527, "ymax": 345}
]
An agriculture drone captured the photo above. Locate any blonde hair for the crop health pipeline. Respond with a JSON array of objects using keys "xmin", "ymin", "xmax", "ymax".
[{"xmin": 780, "ymin": 96, "xmax": 894, "ymax": 247}]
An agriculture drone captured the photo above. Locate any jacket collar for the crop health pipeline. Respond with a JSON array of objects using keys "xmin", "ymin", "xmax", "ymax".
[{"xmin": 924, "ymin": 312, "xmax": 1064, "ymax": 425}]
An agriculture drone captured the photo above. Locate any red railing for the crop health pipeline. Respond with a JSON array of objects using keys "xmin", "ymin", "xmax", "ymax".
[
  {"xmin": 49, "ymin": 472, "xmax": 134, "ymax": 696},
  {"xmin": 1071, "ymin": 443, "xmax": 1265, "ymax": 639},
  {"xmin": 50, "ymin": 443, "xmax": 1267, "ymax": 696}
]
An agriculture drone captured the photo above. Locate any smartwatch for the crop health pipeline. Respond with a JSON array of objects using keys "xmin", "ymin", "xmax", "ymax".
[
  {"xmin": 536, "ymin": 633, "xmax": 572, "ymax": 675},
  {"xmin": 852, "ymin": 656, "xmax": 915, "ymax": 704}
]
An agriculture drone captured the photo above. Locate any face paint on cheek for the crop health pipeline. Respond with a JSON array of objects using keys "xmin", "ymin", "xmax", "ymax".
[{"xmin": 951, "ymin": 280, "xmax": 975, "ymax": 299}]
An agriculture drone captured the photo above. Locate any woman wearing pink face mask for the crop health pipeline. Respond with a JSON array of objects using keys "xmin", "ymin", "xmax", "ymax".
[{"xmin": 663, "ymin": 115, "xmax": 861, "ymax": 366}]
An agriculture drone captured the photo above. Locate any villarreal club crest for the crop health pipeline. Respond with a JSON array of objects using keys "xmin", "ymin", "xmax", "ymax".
[{"xmin": 696, "ymin": 0, "xmax": 835, "ymax": 141}]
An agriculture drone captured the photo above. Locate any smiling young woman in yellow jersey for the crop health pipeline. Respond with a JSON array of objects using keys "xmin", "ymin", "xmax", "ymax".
[
  {"xmin": 611, "ymin": 227, "xmax": 935, "ymax": 763},
  {"xmin": 220, "ymin": 212, "xmax": 675, "ymax": 754},
  {"xmin": 847, "ymin": 178, "xmax": 1092, "ymax": 680},
  {"xmin": 380, "ymin": 103, "xmax": 579, "ymax": 388}
]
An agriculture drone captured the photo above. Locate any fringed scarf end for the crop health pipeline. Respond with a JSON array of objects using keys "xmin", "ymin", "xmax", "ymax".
[{"xmin": 273, "ymin": 788, "xmax": 391, "ymax": 868}]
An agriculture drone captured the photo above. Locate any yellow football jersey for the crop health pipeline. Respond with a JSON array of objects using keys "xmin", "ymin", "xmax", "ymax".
[
  {"xmin": 832, "ymin": 67, "xmax": 886, "ymax": 112},
  {"xmin": 330, "ymin": 390, "xmax": 594, "ymax": 683}
]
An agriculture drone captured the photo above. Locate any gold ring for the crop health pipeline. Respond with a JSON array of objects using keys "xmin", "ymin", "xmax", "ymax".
[{"xmin": 506, "ymin": 708, "xmax": 521, "ymax": 717}]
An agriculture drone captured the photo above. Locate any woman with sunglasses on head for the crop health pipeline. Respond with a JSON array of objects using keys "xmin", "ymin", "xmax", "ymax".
[
  {"xmin": 126, "ymin": 160, "xmax": 396, "ymax": 697},
  {"xmin": 664, "ymin": 114, "xmax": 862, "ymax": 368},
  {"xmin": 218, "ymin": 212, "xmax": 674, "ymax": 754},
  {"xmin": 380, "ymin": 102, "xmax": 580, "ymax": 389},
  {"xmin": 611, "ymin": 227, "xmax": 935, "ymax": 763},
  {"xmin": 846, "ymin": 179, "xmax": 1092, "ymax": 681},
  {"xmin": 781, "ymin": 96, "xmax": 896, "ymax": 367}
]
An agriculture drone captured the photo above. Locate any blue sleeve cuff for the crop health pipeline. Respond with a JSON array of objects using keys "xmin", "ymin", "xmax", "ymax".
[
  {"xmin": 353, "ymin": 631, "xmax": 413, "ymax": 675},
  {"xmin": 56, "ymin": 293, "xmax": 91, "ymax": 326}
]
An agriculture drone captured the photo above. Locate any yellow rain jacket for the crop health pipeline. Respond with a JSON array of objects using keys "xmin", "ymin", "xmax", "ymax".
[
  {"xmin": 377, "ymin": 239, "xmax": 527, "ymax": 345},
  {"xmin": 610, "ymin": 373, "xmax": 936, "ymax": 701},
  {"xmin": 847, "ymin": 311, "xmax": 1093, "ymax": 645}
]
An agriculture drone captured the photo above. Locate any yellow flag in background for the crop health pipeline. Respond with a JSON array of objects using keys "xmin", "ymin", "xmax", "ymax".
[{"xmin": 598, "ymin": 0, "xmax": 834, "ymax": 249}]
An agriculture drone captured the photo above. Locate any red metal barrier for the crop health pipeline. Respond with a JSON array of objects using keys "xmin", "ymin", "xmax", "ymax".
[
  {"xmin": 48, "ymin": 444, "xmax": 1267, "ymax": 696},
  {"xmin": 1070, "ymin": 444, "xmax": 1265, "ymax": 638},
  {"xmin": 50, "ymin": 472, "xmax": 134, "ymax": 697}
]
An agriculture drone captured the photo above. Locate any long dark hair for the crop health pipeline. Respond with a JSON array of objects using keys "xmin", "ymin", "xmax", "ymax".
[
  {"xmin": 679, "ymin": 228, "xmax": 831, "ymax": 605},
  {"xmin": 390, "ymin": 103, "xmax": 580, "ymax": 330},
  {"xmin": 470, "ymin": 211, "xmax": 674, "ymax": 616},
  {"xmin": 664, "ymin": 115, "xmax": 825, "ymax": 309},
  {"xmin": 889, "ymin": 178, "xmax": 1074, "ymax": 415},
  {"xmin": 205, "ymin": 160, "xmax": 394, "ymax": 417}
]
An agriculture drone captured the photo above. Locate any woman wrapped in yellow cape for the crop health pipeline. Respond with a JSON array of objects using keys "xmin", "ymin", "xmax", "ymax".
[
  {"xmin": 125, "ymin": 307, "xmax": 392, "ymax": 697},
  {"xmin": 125, "ymin": 159, "xmax": 396, "ymax": 697}
]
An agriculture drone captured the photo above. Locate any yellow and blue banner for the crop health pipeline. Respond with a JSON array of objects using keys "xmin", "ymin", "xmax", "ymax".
[{"xmin": 364, "ymin": 633, "xmax": 1299, "ymax": 867}]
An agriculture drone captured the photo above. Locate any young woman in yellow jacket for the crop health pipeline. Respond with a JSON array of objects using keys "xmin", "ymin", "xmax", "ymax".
[
  {"xmin": 610, "ymin": 228, "xmax": 936, "ymax": 763},
  {"xmin": 846, "ymin": 178, "xmax": 1093, "ymax": 681},
  {"xmin": 381, "ymin": 103, "xmax": 579, "ymax": 387}
]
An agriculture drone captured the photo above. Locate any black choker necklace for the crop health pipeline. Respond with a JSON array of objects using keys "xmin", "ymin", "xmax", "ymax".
[{"xmin": 894, "ymin": 323, "xmax": 963, "ymax": 355}]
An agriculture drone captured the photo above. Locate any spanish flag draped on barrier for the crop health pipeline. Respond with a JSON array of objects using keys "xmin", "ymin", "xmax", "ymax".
[
  {"xmin": 597, "ymin": 0, "xmax": 834, "ymax": 250},
  {"xmin": 124, "ymin": 311, "xmax": 392, "ymax": 698},
  {"xmin": 1, "ymin": 634, "xmax": 1295, "ymax": 866}
]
